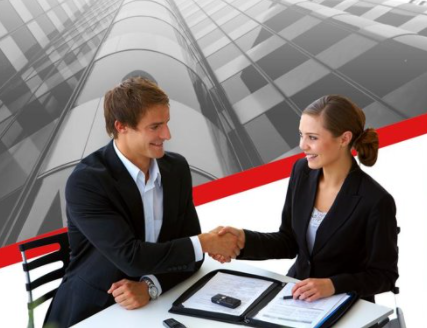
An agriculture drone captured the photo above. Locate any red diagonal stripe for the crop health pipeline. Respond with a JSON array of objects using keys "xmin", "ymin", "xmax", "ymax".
[
  {"xmin": 193, "ymin": 113, "xmax": 427, "ymax": 206},
  {"xmin": 1, "ymin": 113, "xmax": 426, "ymax": 269}
]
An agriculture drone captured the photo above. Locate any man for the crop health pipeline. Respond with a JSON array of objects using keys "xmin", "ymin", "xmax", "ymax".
[{"xmin": 44, "ymin": 77, "xmax": 240, "ymax": 327}]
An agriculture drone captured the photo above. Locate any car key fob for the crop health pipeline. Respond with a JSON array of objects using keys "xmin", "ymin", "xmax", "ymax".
[
  {"xmin": 163, "ymin": 318, "xmax": 187, "ymax": 328},
  {"xmin": 211, "ymin": 294, "xmax": 241, "ymax": 309}
]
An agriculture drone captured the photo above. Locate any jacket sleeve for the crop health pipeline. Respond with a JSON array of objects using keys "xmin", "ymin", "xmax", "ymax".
[
  {"xmin": 330, "ymin": 193, "xmax": 399, "ymax": 297},
  {"xmin": 239, "ymin": 160, "xmax": 300, "ymax": 260},
  {"xmin": 66, "ymin": 160, "xmax": 202, "ymax": 280}
]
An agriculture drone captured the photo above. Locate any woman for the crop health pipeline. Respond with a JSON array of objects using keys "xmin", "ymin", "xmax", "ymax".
[{"xmin": 216, "ymin": 95, "xmax": 398, "ymax": 302}]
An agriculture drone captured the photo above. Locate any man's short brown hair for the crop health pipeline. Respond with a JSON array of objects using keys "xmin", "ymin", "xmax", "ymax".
[{"xmin": 104, "ymin": 77, "xmax": 169, "ymax": 138}]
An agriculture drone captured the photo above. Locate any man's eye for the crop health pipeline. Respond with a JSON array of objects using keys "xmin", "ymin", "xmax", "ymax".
[{"xmin": 309, "ymin": 136, "xmax": 317, "ymax": 141}]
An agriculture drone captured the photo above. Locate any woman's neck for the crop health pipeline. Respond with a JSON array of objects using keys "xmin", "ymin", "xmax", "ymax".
[{"xmin": 321, "ymin": 155, "xmax": 353, "ymax": 188}]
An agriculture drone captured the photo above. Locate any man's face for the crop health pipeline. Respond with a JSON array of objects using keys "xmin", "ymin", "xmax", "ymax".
[{"xmin": 118, "ymin": 104, "xmax": 171, "ymax": 163}]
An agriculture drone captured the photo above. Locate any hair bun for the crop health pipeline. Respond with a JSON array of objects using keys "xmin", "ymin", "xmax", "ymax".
[
  {"xmin": 353, "ymin": 128, "xmax": 378, "ymax": 166},
  {"xmin": 303, "ymin": 95, "xmax": 379, "ymax": 167}
]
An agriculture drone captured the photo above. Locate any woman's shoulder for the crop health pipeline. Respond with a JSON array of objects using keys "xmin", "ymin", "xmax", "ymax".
[
  {"xmin": 293, "ymin": 157, "xmax": 310, "ymax": 174},
  {"xmin": 358, "ymin": 169, "xmax": 394, "ymax": 203}
]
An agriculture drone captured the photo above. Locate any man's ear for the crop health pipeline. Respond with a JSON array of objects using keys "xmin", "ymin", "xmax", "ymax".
[{"xmin": 114, "ymin": 120, "xmax": 127, "ymax": 135}]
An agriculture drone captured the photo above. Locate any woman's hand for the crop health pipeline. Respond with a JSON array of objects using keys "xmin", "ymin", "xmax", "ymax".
[{"xmin": 291, "ymin": 278, "xmax": 335, "ymax": 302}]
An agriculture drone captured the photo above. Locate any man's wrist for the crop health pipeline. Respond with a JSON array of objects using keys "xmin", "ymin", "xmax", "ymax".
[
  {"xmin": 190, "ymin": 236, "xmax": 203, "ymax": 262},
  {"xmin": 198, "ymin": 233, "xmax": 213, "ymax": 253},
  {"xmin": 142, "ymin": 277, "xmax": 159, "ymax": 300}
]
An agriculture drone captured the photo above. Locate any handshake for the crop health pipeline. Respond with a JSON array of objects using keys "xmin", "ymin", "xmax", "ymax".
[{"xmin": 198, "ymin": 226, "xmax": 245, "ymax": 263}]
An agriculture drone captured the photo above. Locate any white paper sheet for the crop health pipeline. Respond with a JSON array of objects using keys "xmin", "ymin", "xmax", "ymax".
[
  {"xmin": 182, "ymin": 272, "xmax": 274, "ymax": 316},
  {"xmin": 253, "ymin": 283, "xmax": 350, "ymax": 328}
]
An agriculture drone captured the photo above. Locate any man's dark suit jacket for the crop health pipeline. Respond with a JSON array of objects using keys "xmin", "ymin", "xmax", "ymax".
[
  {"xmin": 44, "ymin": 141, "xmax": 203, "ymax": 327},
  {"xmin": 240, "ymin": 158, "xmax": 398, "ymax": 301}
]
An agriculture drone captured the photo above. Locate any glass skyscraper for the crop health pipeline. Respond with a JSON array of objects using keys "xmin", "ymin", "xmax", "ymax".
[{"xmin": 1, "ymin": 0, "xmax": 427, "ymax": 246}]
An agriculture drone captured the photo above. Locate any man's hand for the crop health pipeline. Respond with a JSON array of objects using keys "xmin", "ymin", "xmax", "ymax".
[
  {"xmin": 107, "ymin": 279, "xmax": 150, "ymax": 310},
  {"xmin": 291, "ymin": 278, "xmax": 335, "ymax": 302},
  {"xmin": 198, "ymin": 228, "xmax": 241, "ymax": 260},
  {"xmin": 218, "ymin": 226, "xmax": 245, "ymax": 249},
  {"xmin": 209, "ymin": 226, "xmax": 246, "ymax": 263}
]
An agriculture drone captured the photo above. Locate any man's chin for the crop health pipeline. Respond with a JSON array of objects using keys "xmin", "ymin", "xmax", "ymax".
[{"xmin": 152, "ymin": 150, "xmax": 165, "ymax": 158}]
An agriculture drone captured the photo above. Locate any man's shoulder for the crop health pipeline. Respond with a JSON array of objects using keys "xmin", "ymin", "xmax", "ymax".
[
  {"xmin": 158, "ymin": 152, "xmax": 192, "ymax": 185},
  {"xmin": 162, "ymin": 151, "xmax": 186, "ymax": 162},
  {"xmin": 160, "ymin": 151, "xmax": 189, "ymax": 168},
  {"xmin": 68, "ymin": 144, "xmax": 112, "ymax": 185},
  {"xmin": 77, "ymin": 144, "xmax": 109, "ymax": 170}
]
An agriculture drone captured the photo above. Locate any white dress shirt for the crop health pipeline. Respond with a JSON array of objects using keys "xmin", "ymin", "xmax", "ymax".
[{"xmin": 113, "ymin": 142, "xmax": 203, "ymax": 295}]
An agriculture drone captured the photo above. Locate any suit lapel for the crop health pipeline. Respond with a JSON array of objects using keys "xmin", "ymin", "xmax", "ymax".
[
  {"xmin": 311, "ymin": 160, "xmax": 362, "ymax": 256},
  {"xmin": 157, "ymin": 155, "xmax": 174, "ymax": 242},
  {"xmin": 293, "ymin": 166, "xmax": 321, "ymax": 257},
  {"xmin": 104, "ymin": 141, "xmax": 145, "ymax": 239}
]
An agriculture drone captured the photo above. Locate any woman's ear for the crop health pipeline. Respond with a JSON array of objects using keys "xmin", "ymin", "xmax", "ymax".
[{"xmin": 341, "ymin": 131, "xmax": 353, "ymax": 147}]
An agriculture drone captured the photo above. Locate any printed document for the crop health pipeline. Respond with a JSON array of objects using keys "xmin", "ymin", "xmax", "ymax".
[
  {"xmin": 254, "ymin": 283, "xmax": 350, "ymax": 328},
  {"xmin": 182, "ymin": 272, "xmax": 274, "ymax": 315}
]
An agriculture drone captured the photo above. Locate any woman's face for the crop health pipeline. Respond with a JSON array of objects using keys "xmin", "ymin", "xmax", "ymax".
[{"xmin": 299, "ymin": 114, "xmax": 348, "ymax": 170}]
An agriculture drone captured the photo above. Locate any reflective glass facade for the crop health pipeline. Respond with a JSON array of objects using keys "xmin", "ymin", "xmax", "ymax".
[{"xmin": 1, "ymin": 0, "xmax": 427, "ymax": 245}]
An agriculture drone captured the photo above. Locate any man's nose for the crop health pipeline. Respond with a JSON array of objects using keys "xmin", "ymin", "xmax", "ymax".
[{"xmin": 161, "ymin": 124, "xmax": 171, "ymax": 140}]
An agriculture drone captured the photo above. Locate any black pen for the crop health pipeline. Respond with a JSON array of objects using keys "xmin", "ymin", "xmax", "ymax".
[{"xmin": 283, "ymin": 295, "xmax": 294, "ymax": 300}]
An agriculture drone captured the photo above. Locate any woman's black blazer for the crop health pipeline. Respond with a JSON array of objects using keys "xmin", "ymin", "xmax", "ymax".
[{"xmin": 240, "ymin": 158, "xmax": 398, "ymax": 301}]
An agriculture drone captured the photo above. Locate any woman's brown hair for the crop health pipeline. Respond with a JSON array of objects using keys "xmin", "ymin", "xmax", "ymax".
[{"xmin": 303, "ymin": 95, "xmax": 379, "ymax": 166}]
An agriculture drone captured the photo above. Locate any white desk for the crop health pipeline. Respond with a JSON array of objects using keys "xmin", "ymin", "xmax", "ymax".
[{"xmin": 72, "ymin": 258, "xmax": 392, "ymax": 328}]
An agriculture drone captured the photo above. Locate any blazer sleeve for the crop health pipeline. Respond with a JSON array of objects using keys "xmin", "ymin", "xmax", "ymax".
[
  {"xmin": 155, "ymin": 159, "xmax": 203, "ymax": 293},
  {"xmin": 66, "ymin": 162, "xmax": 201, "ymax": 279},
  {"xmin": 239, "ymin": 160, "xmax": 300, "ymax": 260},
  {"xmin": 330, "ymin": 193, "xmax": 399, "ymax": 297}
]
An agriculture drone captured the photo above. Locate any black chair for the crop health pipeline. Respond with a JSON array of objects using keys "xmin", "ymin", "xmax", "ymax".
[
  {"xmin": 385, "ymin": 289, "xmax": 406, "ymax": 328},
  {"xmin": 384, "ymin": 226, "xmax": 406, "ymax": 328},
  {"xmin": 19, "ymin": 232, "xmax": 70, "ymax": 328},
  {"xmin": 377, "ymin": 227, "xmax": 406, "ymax": 328},
  {"xmin": 376, "ymin": 286, "xmax": 406, "ymax": 328}
]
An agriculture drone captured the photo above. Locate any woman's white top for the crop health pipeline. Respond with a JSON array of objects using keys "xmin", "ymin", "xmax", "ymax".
[{"xmin": 306, "ymin": 207, "xmax": 327, "ymax": 254}]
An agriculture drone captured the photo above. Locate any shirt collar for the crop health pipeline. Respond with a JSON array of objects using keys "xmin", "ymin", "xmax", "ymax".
[{"xmin": 113, "ymin": 141, "xmax": 162, "ymax": 187}]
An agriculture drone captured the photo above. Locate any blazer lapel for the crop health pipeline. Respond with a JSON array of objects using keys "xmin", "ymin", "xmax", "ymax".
[
  {"xmin": 311, "ymin": 160, "xmax": 362, "ymax": 256},
  {"xmin": 104, "ymin": 141, "xmax": 145, "ymax": 239},
  {"xmin": 293, "ymin": 166, "xmax": 321, "ymax": 257},
  {"xmin": 157, "ymin": 155, "xmax": 175, "ymax": 242}
]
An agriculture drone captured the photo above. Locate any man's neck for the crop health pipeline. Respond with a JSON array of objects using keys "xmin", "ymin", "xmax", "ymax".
[{"xmin": 114, "ymin": 140, "xmax": 151, "ymax": 177}]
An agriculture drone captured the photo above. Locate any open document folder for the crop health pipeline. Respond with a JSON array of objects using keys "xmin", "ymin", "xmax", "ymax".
[
  {"xmin": 253, "ymin": 283, "xmax": 351, "ymax": 328},
  {"xmin": 170, "ymin": 270, "xmax": 357, "ymax": 328}
]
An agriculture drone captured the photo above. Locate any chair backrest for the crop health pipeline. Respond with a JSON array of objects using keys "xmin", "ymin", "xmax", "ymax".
[
  {"xmin": 379, "ymin": 226, "xmax": 406, "ymax": 328},
  {"xmin": 389, "ymin": 226, "xmax": 406, "ymax": 328},
  {"xmin": 19, "ymin": 232, "xmax": 70, "ymax": 328}
]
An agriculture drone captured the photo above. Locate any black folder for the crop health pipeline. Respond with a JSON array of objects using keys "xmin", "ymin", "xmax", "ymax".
[{"xmin": 169, "ymin": 269, "xmax": 358, "ymax": 328}]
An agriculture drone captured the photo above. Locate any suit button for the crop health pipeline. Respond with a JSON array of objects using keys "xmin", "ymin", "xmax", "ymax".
[{"xmin": 307, "ymin": 260, "xmax": 311, "ymax": 266}]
